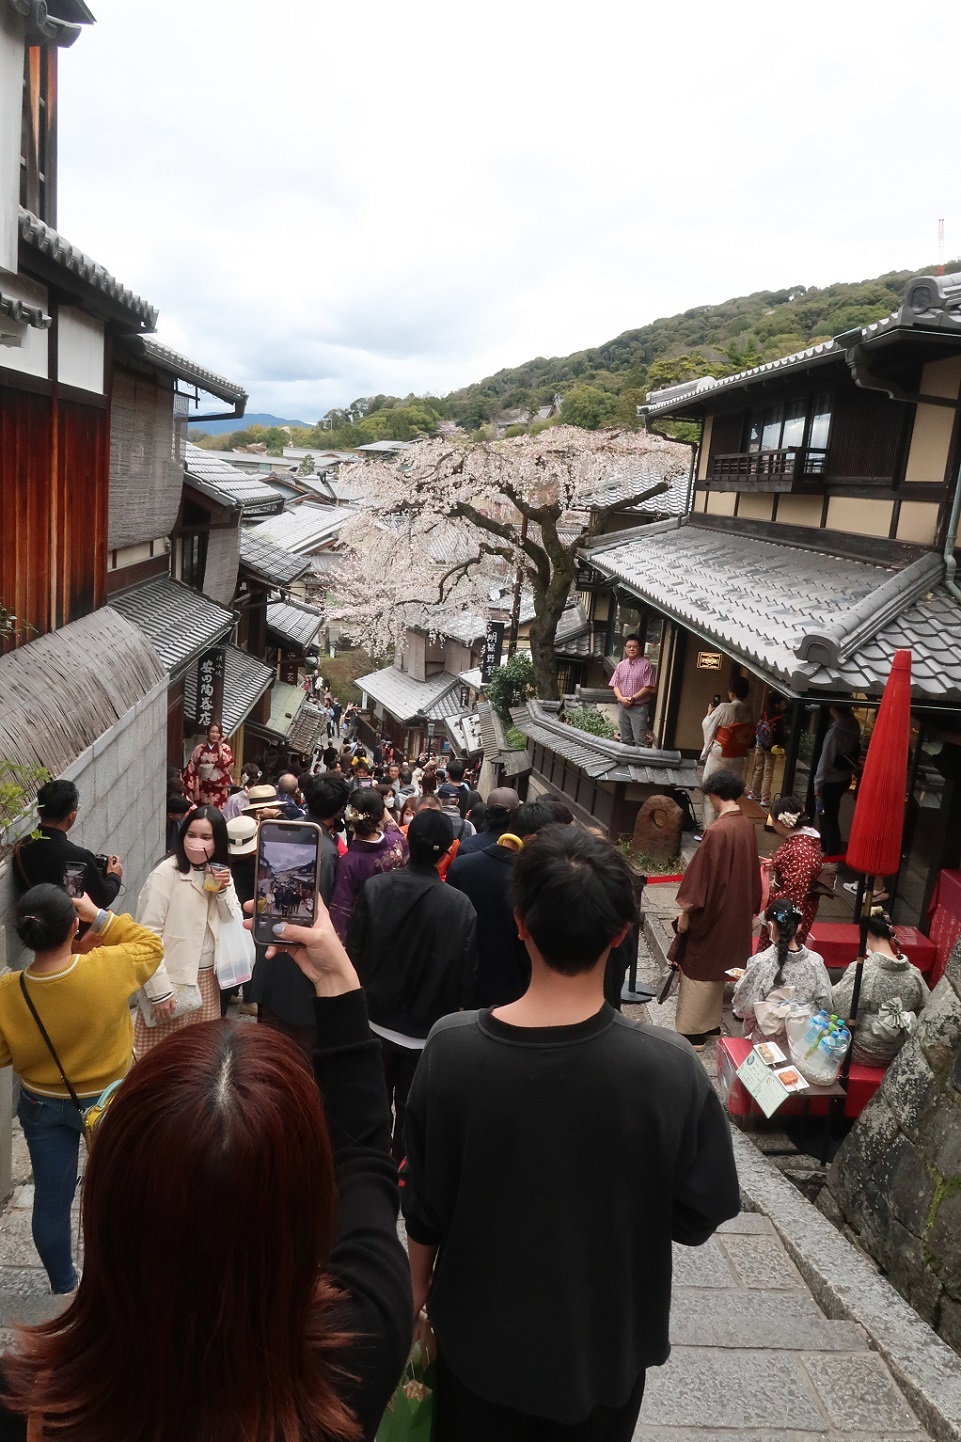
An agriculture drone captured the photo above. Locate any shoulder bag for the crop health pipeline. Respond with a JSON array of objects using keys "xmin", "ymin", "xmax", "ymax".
[{"xmin": 19, "ymin": 974, "xmax": 123, "ymax": 1149}]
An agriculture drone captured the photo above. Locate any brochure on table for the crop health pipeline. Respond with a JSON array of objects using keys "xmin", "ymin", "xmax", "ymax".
[{"xmin": 735, "ymin": 1050, "xmax": 790, "ymax": 1117}]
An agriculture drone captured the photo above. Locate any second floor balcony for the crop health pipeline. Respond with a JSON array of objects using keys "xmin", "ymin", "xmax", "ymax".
[{"xmin": 708, "ymin": 447, "xmax": 829, "ymax": 491}]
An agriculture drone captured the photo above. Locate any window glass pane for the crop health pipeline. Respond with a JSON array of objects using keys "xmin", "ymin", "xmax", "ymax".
[
  {"xmin": 611, "ymin": 601, "xmax": 642, "ymax": 655},
  {"xmin": 747, "ymin": 412, "xmax": 763, "ymax": 453},
  {"xmin": 760, "ymin": 404, "xmax": 783, "ymax": 451},
  {"xmin": 781, "ymin": 398, "xmax": 806, "ymax": 449},
  {"xmin": 809, "ymin": 394, "xmax": 832, "ymax": 451},
  {"xmin": 644, "ymin": 617, "xmax": 663, "ymax": 670}
]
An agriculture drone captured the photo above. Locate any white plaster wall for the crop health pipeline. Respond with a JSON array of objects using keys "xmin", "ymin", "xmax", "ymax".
[
  {"xmin": 57, "ymin": 308, "xmax": 105, "ymax": 393},
  {"xmin": 0, "ymin": 274, "xmax": 48, "ymax": 378},
  {"xmin": 0, "ymin": 7, "xmax": 22, "ymax": 278}
]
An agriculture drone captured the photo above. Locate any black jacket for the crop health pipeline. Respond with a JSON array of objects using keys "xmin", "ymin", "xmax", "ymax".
[
  {"xmin": 14, "ymin": 827, "xmax": 121, "ymax": 909},
  {"xmin": 346, "ymin": 866, "xmax": 477, "ymax": 1038},
  {"xmin": 447, "ymin": 844, "xmax": 529, "ymax": 1007},
  {"xmin": 249, "ymin": 825, "xmax": 341, "ymax": 1026}
]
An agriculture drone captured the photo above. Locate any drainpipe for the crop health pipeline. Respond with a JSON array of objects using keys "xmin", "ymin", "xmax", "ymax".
[{"xmin": 844, "ymin": 342, "xmax": 961, "ymax": 602}]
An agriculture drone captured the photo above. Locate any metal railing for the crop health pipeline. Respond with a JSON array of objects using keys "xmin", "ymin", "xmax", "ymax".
[{"xmin": 709, "ymin": 447, "xmax": 829, "ymax": 488}]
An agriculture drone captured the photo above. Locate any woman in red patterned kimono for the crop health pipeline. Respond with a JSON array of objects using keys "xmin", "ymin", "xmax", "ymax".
[
  {"xmin": 183, "ymin": 724, "xmax": 235, "ymax": 810},
  {"xmin": 765, "ymin": 795, "xmax": 824, "ymax": 942}
]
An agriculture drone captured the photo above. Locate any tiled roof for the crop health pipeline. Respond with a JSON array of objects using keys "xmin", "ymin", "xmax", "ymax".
[
  {"xmin": 553, "ymin": 600, "xmax": 608, "ymax": 659},
  {"xmin": 583, "ymin": 521, "xmax": 961, "ymax": 700},
  {"xmin": 641, "ymin": 312, "xmax": 904, "ymax": 419},
  {"xmin": 357, "ymin": 666, "xmax": 462, "ymax": 724},
  {"xmin": 475, "ymin": 700, "xmax": 529, "ymax": 771},
  {"xmin": 445, "ymin": 710, "xmax": 483, "ymax": 756},
  {"xmin": 266, "ymin": 599, "xmax": 324, "ymax": 650},
  {"xmin": 185, "ymin": 444, "xmax": 286, "ymax": 516},
  {"xmin": 511, "ymin": 700, "xmax": 700, "ymax": 787},
  {"xmin": 7, "ymin": 1, "xmax": 92, "ymax": 49},
  {"xmin": 582, "ymin": 466, "xmax": 689, "ymax": 517},
  {"xmin": 109, "ymin": 577, "xmax": 234, "ymax": 675},
  {"xmin": 239, "ymin": 530, "xmax": 310, "ymax": 587},
  {"xmin": 0, "ymin": 289, "xmax": 51, "ymax": 329},
  {"xmin": 19, "ymin": 210, "xmax": 157, "ymax": 328},
  {"xmin": 124, "ymin": 338, "xmax": 247, "ymax": 404},
  {"xmin": 288, "ymin": 700, "xmax": 329, "ymax": 754},
  {"xmin": 250, "ymin": 503, "xmax": 353, "ymax": 554},
  {"xmin": 182, "ymin": 643, "xmax": 273, "ymax": 736}
]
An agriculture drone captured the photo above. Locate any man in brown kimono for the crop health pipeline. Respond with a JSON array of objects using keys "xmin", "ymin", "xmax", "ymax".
[{"xmin": 673, "ymin": 770, "xmax": 761, "ymax": 1049}]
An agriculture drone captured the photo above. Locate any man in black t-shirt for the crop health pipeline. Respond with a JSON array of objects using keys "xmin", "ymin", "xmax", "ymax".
[
  {"xmin": 404, "ymin": 824, "xmax": 739, "ymax": 1440},
  {"xmin": 16, "ymin": 779, "xmax": 122, "ymax": 909}
]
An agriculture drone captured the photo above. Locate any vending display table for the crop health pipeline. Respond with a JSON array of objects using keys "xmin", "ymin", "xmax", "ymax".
[{"xmin": 716, "ymin": 1036, "xmax": 886, "ymax": 1121}]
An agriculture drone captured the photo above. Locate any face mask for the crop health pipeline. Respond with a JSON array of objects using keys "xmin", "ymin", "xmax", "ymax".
[{"xmin": 184, "ymin": 836, "xmax": 214, "ymax": 865}]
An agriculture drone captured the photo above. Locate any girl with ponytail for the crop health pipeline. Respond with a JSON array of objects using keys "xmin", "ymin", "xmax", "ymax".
[{"xmin": 733, "ymin": 897, "xmax": 832, "ymax": 1043}]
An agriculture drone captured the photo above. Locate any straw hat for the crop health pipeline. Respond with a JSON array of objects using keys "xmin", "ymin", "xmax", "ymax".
[
  {"xmin": 226, "ymin": 815, "xmax": 258, "ymax": 857},
  {"xmin": 243, "ymin": 784, "xmax": 279, "ymax": 814}
]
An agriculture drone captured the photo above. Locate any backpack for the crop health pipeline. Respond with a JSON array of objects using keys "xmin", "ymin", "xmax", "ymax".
[
  {"xmin": 755, "ymin": 715, "xmax": 776, "ymax": 750},
  {"xmin": 715, "ymin": 720, "xmax": 756, "ymax": 758}
]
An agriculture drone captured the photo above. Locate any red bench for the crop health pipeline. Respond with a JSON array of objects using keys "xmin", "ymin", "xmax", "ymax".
[
  {"xmin": 806, "ymin": 922, "xmax": 936, "ymax": 976},
  {"xmin": 716, "ymin": 1036, "xmax": 885, "ymax": 1120}
]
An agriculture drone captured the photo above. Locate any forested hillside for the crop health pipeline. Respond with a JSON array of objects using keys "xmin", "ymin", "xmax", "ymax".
[{"xmin": 194, "ymin": 259, "xmax": 958, "ymax": 454}]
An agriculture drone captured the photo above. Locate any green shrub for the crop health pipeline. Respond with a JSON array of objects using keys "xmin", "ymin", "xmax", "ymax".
[
  {"xmin": 486, "ymin": 654, "xmax": 536, "ymax": 721},
  {"xmin": 564, "ymin": 706, "xmax": 617, "ymax": 740}
]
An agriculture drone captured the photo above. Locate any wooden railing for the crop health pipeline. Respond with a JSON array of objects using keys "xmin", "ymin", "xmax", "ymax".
[{"xmin": 709, "ymin": 447, "xmax": 829, "ymax": 490}]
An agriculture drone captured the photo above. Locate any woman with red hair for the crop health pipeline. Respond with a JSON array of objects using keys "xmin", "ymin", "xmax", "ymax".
[{"xmin": 0, "ymin": 906, "xmax": 412, "ymax": 1441}]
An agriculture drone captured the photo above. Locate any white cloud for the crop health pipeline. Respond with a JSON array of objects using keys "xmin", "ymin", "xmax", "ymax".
[{"xmin": 54, "ymin": 0, "xmax": 961, "ymax": 420}]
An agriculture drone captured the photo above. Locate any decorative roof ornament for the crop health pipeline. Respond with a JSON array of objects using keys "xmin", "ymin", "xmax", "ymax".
[{"xmin": 5, "ymin": 0, "xmax": 90, "ymax": 48}]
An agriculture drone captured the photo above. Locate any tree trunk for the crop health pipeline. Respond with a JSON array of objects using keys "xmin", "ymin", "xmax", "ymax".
[{"xmin": 528, "ymin": 557, "xmax": 576, "ymax": 700}]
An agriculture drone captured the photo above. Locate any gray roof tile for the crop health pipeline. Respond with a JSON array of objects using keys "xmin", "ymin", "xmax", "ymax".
[
  {"xmin": 239, "ymin": 530, "xmax": 310, "ymax": 587},
  {"xmin": 510, "ymin": 699, "xmax": 700, "ymax": 787},
  {"xmin": 250, "ymin": 503, "xmax": 353, "ymax": 554},
  {"xmin": 185, "ymin": 444, "xmax": 286, "ymax": 515},
  {"xmin": 265, "ymin": 599, "xmax": 324, "ymax": 650},
  {"xmin": 356, "ymin": 666, "xmax": 462, "ymax": 724},
  {"xmin": 109, "ymin": 577, "xmax": 234, "ymax": 675},
  {"xmin": 126, "ymin": 338, "xmax": 246, "ymax": 404},
  {"xmin": 584, "ymin": 522, "xmax": 961, "ymax": 701},
  {"xmin": 19, "ymin": 209, "xmax": 157, "ymax": 327}
]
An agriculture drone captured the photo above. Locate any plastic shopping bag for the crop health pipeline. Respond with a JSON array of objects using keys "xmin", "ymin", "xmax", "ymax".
[
  {"xmin": 376, "ymin": 1312, "xmax": 436, "ymax": 1442},
  {"xmin": 215, "ymin": 912, "xmax": 256, "ymax": 991}
]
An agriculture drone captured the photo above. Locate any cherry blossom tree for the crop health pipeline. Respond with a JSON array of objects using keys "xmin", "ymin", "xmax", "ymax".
[{"xmin": 333, "ymin": 426, "xmax": 689, "ymax": 698}]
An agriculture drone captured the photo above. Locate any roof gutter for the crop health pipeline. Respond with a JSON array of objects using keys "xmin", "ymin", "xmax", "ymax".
[{"xmin": 843, "ymin": 340, "xmax": 961, "ymax": 605}]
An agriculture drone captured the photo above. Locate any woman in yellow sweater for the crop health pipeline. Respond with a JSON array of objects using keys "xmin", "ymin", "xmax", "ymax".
[{"xmin": 0, "ymin": 885, "xmax": 163, "ymax": 1294}]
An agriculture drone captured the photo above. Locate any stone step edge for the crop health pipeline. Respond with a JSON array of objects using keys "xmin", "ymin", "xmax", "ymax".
[{"xmin": 732, "ymin": 1127, "xmax": 961, "ymax": 1442}]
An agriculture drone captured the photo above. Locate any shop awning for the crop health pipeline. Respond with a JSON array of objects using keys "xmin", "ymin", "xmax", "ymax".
[
  {"xmin": 583, "ymin": 520, "xmax": 961, "ymax": 702},
  {"xmin": 182, "ymin": 643, "xmax": 273, "ymax": 736},
  {"xmin": 266, "ymin": 599, "xmax": 325, "ymax": 651}
]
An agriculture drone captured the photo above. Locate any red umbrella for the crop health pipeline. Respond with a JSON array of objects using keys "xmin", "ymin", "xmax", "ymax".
[{"xmin": 843, "ymin": 648, "xmax": 912, "ymax": 1032}]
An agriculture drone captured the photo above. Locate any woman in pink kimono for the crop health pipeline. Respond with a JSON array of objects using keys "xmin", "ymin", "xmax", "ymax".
[{"xmin": 183, "ymin": 724, "xmax": 234, "ymax": 809}]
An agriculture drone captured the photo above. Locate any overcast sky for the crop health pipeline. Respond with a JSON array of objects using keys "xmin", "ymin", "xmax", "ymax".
[{"xmin": 57, "ymin": 0, "xmax": 961, "ymax": 424}]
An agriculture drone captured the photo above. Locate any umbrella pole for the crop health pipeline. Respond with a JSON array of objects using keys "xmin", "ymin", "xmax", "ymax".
[{"xmin": 839, "ymin": 878, "xmax": 874, "ymax": 1087}]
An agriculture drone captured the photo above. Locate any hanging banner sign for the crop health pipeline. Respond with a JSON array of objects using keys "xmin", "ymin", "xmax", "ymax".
[
  {"xmin": 481, "ymin": 621, "xmax": 506, "ymax": 683},
  {"xmin": 196, "ymin": 647, "xmax": 226, "ymax": 731}
]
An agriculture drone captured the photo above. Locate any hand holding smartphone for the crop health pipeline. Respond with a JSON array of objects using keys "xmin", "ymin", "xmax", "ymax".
[
  {"xmin": 63, "ymin": 862, "xmax": 86, "ymax": 899},
  {"xmin": 253, "ymin": 819, "xmax": 323, "ymax": 946}
]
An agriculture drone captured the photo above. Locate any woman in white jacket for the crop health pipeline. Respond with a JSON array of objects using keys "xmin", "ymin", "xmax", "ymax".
[{"xmin": 134, "ymin": 806, "xmax": 244, "ymax": 1055}]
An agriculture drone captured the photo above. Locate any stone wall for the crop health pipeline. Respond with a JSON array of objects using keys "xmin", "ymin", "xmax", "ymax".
[{"xmin": 823, "ymin": 942, "xmax": 961, "ymax": 1354}]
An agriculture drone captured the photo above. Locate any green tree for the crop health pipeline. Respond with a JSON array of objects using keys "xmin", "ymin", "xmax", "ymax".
[
  {"xmin": 485, "ymin": 654, "xmax": 536, "ymax": 721},
  {"xmin": 560, "ymin": 385, "xmax": 617, "ymax": 430}
]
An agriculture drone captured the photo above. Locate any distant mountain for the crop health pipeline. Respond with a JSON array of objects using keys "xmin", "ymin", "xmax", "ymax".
[{"xmin": 188, "ymin": 412, "xmax": 310, "ymax": 437}]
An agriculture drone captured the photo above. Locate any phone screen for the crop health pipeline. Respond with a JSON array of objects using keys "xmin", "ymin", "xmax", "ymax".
[
  {"xmin": 253, "ymin": 820, "xmax": 322, "ymax": 946},
  {"xmin": 63, "ymin": 862, "xmax": 86, "ymax": 899}
]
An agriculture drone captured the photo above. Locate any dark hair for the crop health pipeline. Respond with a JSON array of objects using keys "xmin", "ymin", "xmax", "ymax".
[
  {"xmin": 408, "ymin": 809, "xmax": 454, "ymax": 866},
  {"xmin": 297, "ymin": 771, "xmax": 314, "ymax": 796},
  {"xmin": 447, "ymin": 760, "xmax": 465, "ymax": 782},
  {"xmin": 730, "ymin": 676, "xmax": 750, "ymax": 701},
  {"xmin": 543, "ymin": 797, "xmax": 574, "ymax": 826},
  {"xmin": 866, "ymin": 911, "xmax": 904, "ymax": 957},
  {"xmin": 173, "ymin": 806, "xmax": 230, "ymax": 873},
  {"xmin": 701, "ymin": 769, "xmax": 745, "ymax": 801},
  {"xmin": 511, "ymin": 826, "xmax": 635, "ymax": 974},
  {"xmin": 349, "ymin": 788, "xmax": 385, "ymax": 838},
  {"xmin": 624, "ymin": 633, "xmax": 641, "ymax": 645},
  {"xmin": 419, "ymin": 770, "xmax": 437, "ymax": 795},
  {"xmin": 1, "ymin": 1022, "xmax": 358, "ymax": 1441},
  {"xmin": 305, "ymin": 775, "xmax": 349, "ymax": 822},
  {"xmin": 513, "ymin": 801, "xmax": 556, "ymax": 839},
  {"xmin": 241, "ymin": 764, "xmax": 261, "ymax": 784},
  {"xmin": 167, "ymin": 795, "xmax": 192, "ymax": 816},
  {"xmin": 467, "ymin": 800, "xmax": 488, "ymax": 832},
  {"xmin": 15, "ymin": 884, "xmax": 76, "ymax": 952},
  {"xmin": 36, "ymin": 780, "xmax": 79, "ymax": 824},
  {"xmin": 764, "ymin": 897, "xmax": 803, "ymax": 987},
  {"xmin": 400, "ymin": 769, "xmax": 413, "ymax": 785},
  {"xmin": 770, "ymin": 795, "xmax": 808, "ymax": 827}
]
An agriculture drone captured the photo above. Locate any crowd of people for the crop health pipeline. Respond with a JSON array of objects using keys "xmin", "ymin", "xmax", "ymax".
[{"xmin": 0, "ymin": 661, "xmax": 925, "ymax": 1440}]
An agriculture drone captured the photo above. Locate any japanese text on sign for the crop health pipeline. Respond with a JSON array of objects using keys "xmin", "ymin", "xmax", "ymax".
[{"xmin": 481, "ymin": 621, "xmax": 505, "ymax": 683}]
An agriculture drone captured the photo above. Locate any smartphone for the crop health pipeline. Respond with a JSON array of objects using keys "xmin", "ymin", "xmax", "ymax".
[
  {"xmin": 253, "ymin": 819, "xmax": 322, "ymax": 946},
  {"xmin": 63, "ymin": 862, "xmax": 86, "ymax": 899}
]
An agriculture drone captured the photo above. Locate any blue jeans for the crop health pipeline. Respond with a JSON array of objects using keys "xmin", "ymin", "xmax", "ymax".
[{"xmin": 17, "ymin": 1087, "xmax": 91, "ymax": 1293}]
